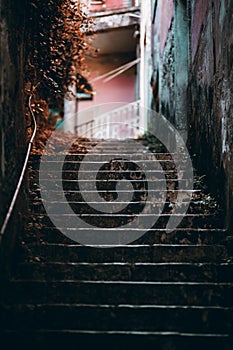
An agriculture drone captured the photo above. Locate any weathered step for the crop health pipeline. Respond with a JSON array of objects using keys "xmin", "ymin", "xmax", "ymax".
[
  {"xmin": 37, "ymin": 179, "xmax": 185, "ymax": 189},
  {"xmin": 3, "ymin": 280, "xmax": 233, "ymax": 306},
  {"xmin": 137, "ymin": 228, "xmax": 227, "ymax": 245},
  {"xmin": 34, "ymin": 213, "xmax": 223, "ymax": 229},
  {"xmin": 1, "ymin": 304, "xmax": 233, "ymax": 334},
  {"xmin": 35, "ymin": 158, "xmax": 187, "ymax": 171},
  {"xmin": 84, "ymin": 147, "xmax": 180, "ymax": 153},
  {"xmin": 0, "ymin": 330, "xmax": 231, "ymax": 350},
  {"xmin": 36, "ymin": 189, "xmax": 197, "ymax": 203},
  {"xmin": 30, "ymin": 199, "xmax": 222, "ymax": 224},
  {"xmin": 36, "ymin": 153, "xmax": 189, "ymax": 161},
  {"xmin": 40, "ymin": 160, "xmax": 182, "ymax": 172},
  {"xmin": 28, "ymin": 227, "xmax": 227, "ymax": 245},
  {"xmin": 32, "ymin": 168, "xmax": 185, "ymax": 179},
  {"xmin": 15, "ymin": 262, "xmax": 233, "ymax": 283},
  {"xmin": 30, "ymin": 199, "xmax": 202, "ymax": 214},
  {"xmin": 36, "ymin": 181, "xmax": 188, "ymax": 194},
  {"xmin": 39, "ymin": 159, "xmax": 180, "ymax": 166},
  {"xmin": 20, "ymin": 244, "xmax": 228, "ymax": 263}
]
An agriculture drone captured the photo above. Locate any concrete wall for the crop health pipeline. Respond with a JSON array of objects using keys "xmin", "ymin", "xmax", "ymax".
[
  {"xmin": 151, "ymin": 0, "xmax": 233, "ymax": 227},
  {"xmin": 159, "ymin": 21, "xmax": 175, "ymax": 125},
  {"xmin": 140, "ymin": 0, "xmax": 152, "ymax": 131},
  {"xmin": 189, "ymin": 0, "xmax": 233, "ymax": 228},
  {"xmin": 151, "ymin": 0, "xmax": 189, "ymax": 140},
  {"xmin": 0, "ymin": 0, "xmax": 27, "ymax": 278},
  {"xmin": 154, "ymin": 0, "xmax": 174, "ymax": 55}
]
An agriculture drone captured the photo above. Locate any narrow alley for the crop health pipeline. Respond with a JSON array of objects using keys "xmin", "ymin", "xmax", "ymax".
[{"xmin": 0, "ymin": 1, "xmax": 233, "ymax": 349}]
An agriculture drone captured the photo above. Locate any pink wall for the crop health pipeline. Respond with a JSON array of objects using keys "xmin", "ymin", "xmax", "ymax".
[
  {"xmin": 90, "ymin": 0, "xmax": 134, "ymax": 12},
  {"xmin": 191, "ymin": 0, "xmax": 210, "ymax": 62},
  {"xmin": 79, "ymin": 75, "xmax": 136, "ymax": 112},
  {"xmin": 79, "ymin": 55, "xmax": 136, "ymax": 114},
  {"xmin": 154, "ymin": 0, "xmax": 174, "ymax": 54}
]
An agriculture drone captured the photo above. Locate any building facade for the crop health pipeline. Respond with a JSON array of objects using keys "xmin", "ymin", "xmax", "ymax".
[
  {"xmin": 87, "ymin": 0, "xmax": 139, "ymax": 12},
  {"xmin": 150, "ymin": 0, "xmax": 233, "ymax": 229},
  {"xmin": 65, "ymin": 0, "xmax": 140, "ymax": 138}
]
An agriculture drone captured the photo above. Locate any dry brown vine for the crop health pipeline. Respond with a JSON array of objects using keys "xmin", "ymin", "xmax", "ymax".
[{"xmin": 26, "ymin": 0, "xmax": 93, "ymax": 99}]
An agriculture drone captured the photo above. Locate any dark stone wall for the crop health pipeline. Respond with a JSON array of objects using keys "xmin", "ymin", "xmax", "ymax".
[
  {"xmin": 151, "ymin": 0, "xmax": 233, "ymax": 227},
  {"xmin": 188, "ymin": 0, "xmax": 233, "ymax": 228},
  {"xmin": 0, "ymin": 0, "xmax": 28, "ymax": 278}
]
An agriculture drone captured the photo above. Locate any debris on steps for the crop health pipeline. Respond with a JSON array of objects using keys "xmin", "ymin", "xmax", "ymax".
[{"xmin": 1, "ymin": 137, "xmax": 232, "ymax": 350}]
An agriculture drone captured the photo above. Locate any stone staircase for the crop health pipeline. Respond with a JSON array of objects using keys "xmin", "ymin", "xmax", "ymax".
[{"xmin": 1, "ymin": 138, "xmax": 233, "ymax": 349}]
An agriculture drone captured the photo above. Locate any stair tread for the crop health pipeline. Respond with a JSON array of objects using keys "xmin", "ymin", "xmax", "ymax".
[
  {"xmin": 8, "ymin": 138, "xmax": 232, "ymax": 346},
  {"xmin": 9, "ymin": 280, "xmax": 233, "ymax": 285},
  {"xmin": 16, "ymin": 261, "xmax": 233, "ymax": 266},
  {"xmin": 25, "ymin": 243, "xmax": 227, "ymax": 246},
  {"xmin": 1, "ymin": 329, "xmax": 230, "ymax": 336},
  {"xmin": 2, "ymin": 303, "xmax": 233, "ymax": 309}
]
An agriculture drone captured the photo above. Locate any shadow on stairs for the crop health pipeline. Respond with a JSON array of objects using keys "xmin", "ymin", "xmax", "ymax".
[{"xmin": 1, "ymin": 138, "xmax": 232, "ymax": 350}]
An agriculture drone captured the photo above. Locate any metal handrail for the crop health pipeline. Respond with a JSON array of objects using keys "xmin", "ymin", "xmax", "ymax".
[
  {"xmin": 75, "ymin": 119, "xmax": 95, "ymax": 138},
  {"xmin": 0, "ymin": 88, "xmax": 38, "ymax": 239},
  {"xmin": 76, "ymin": 119, "xmax": 95, "ymax": 130}
]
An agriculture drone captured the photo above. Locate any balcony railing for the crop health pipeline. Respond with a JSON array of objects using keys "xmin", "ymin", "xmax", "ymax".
[{"xmin": 76, "ymin": 101, "xmax": 141, "ymax": 140}]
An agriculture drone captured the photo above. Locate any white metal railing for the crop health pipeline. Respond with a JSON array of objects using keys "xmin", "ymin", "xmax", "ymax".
[
  {"xmin": 123, "ymin": 0, "xmax": 133, "ymax": 7},
  {"xmin": 76, "ymin": 101, "xmax": 141, "ymax": 140},
  {"xmin": 76, "ymin": 119, "xmax": 95, "ymax": 139}
]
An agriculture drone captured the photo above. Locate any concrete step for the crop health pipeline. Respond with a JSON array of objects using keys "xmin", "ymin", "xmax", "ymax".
[
  {"xmin": 31, "ymin": 168, "xmax": 187, "ymax": 179},
  {"xmin": 35, "ymin": 189, "xmax": 199, "ymax": 203},
  {"xmin": 1, "ymin": 304, "xmax": 233, "ymax": 334},
  {"xmin": 3, "ymin": 280, "xmax": 233, "ymax": 306},
  {"xmin": 55, "ymin": 171, "xmax": 184, "ymax": 181},
  {"xmin": 0, "ymin": 329, "xmax": 232, "ymax": 350},
  {"xmin": 33, "ymin": 213, "xmax": 223, "ymax": 229},
  {"xmin": 15, "ymin": 262, "xmax": 233, "ymax": 282},
  {"xmin": 35, "ymin": 153, "xmax": 189, "ymax": 161},
  {"xmin": 26, "ymin": 226, "xmax": 227, "ymax": 245},
  {"xmin": 16, "ymin": 140, "xmax": 231, "ymax": 350},
  {"xmin": 30, "ymin": 200, "xmax": 222, "ymax": 226},
  {"xmin": 37, "ymin": 178, "xmax": 185, "ymax": 188},
  {"xmin": 19, "ymin": 244, "xmax": 228, "ymax": 263},
  {"xmin": 29, "ymin": 199, "xmax": 206, "ymax": 214},
  {"xmin": 41, "ymin": 161, "xmax": 183, "ymax": 172},
  {"xmin": 38, "ymin": 159, "xmax": 181, "ymax": 167}
]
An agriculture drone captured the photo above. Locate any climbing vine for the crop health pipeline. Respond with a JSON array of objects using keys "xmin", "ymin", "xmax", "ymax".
[{"xmin": 26, "ymin": 0, "xmax": 92, "ymax": 98}]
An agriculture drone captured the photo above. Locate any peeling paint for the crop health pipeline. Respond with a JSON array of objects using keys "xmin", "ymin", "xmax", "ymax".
[
  {"xmin": 220, "ymin": 82, "xmax": 231, "ymax": 159},
  {"xmin": 1, "ymin": 130, "xmax": 5, "ymax": 179}
]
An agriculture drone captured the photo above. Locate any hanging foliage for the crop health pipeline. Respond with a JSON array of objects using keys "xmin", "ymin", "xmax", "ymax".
[{"xmin": 26, "ymin": 0, "xmax": 93, "ymax": 98}]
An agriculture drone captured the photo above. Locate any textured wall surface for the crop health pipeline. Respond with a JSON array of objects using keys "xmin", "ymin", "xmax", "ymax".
[
  {"xmin": 152, "ymin": 0, "xmax": 189, "ymax": 137},
  {"xmin": 151, "ymin": 0, "xmax": 175, "ymax": 123},
  {"xmin": 189, "ymin": 0, "xmax": 233, "ymax": 227},
  {"xmin": 159, "ymin": 22, "xmax": 175, "ymax": 124},
  {"xmin": 154, "ymin": 0, "xmax": 174, "ymax": 54},
  {"xmin": 151, "ymin": 0, "xmax": 233, "ymax": 227},
  {"xmin": 0, "ymin": 0, "xmax": 27, "ymax": 276},
  {"xmin": 191, "ymin": 0, "xmax": 209, "ymax": 63}
]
